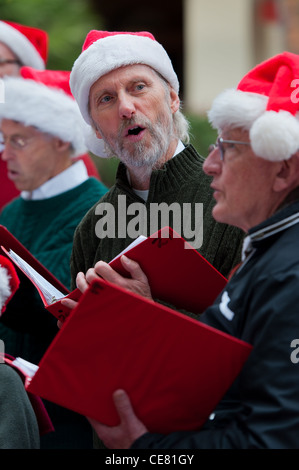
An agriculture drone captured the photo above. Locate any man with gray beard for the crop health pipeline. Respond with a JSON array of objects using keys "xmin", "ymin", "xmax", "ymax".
[{"xmin": 68, "ymin": 30, "xmax": 244, "ymax": 310}]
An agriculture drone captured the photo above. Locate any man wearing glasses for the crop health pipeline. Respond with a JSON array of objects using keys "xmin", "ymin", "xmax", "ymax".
[
  {"xmin": 86, "ymin": 51, "xmax": 299, "ymax": 449},
  {"xmin": 0, "ymin": 20, "xmax": 101, "ymax": 210},
  {"xmin": 0, "ymin": 21, "xmax": 48, "ymax": 208},
  {"xmin": 0, "ymin": 68, "xmax": 107, "ymax": 449}
]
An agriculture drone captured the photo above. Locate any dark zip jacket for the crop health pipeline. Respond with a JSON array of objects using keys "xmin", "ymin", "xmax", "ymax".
[{"xmin": 132, "ymin": 201, "xmax": 299, "ymax": 449}]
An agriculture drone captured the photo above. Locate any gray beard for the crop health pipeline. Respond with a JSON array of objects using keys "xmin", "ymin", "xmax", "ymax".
[{"xmin": 100, "ymin": 114, "xmax": 174, "ymax": 171}]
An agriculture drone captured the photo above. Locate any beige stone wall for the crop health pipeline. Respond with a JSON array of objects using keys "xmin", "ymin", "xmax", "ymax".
[
  {"xmin": 283, "ymin": 0, "xmax": 299, "ymax": 53},
  {"xmin": 183, "ymin": 0, "xmax": 290, "ymax": 114},
  {"xmin": 184, "ymin": 0, "xmax": 255, "ymax": 114}
]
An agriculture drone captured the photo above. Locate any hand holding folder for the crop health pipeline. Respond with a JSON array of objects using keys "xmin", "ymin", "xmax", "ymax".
[
  {"xmin": 0, "ymin": 225, "xmax": 228, "ymax": 322},
  {"xmin": 0, "ymin": 225, "xmax": 251, "ymax": 435}
]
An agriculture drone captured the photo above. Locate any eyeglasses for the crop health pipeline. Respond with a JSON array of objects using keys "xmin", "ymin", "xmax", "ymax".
[
  {"xmin": 0, "ymin": 59, "xmax": 22, "ymax": 67},
  {"xmin": 209, "ymin": 137, "xmax": 251, "ymax": 161},
  {"xmin": 0, "ymin": 134, "xmax": 33, "ymax": 150}
]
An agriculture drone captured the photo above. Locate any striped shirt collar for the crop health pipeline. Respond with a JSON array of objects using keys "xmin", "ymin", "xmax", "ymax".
[{"xmin": 241, "ymin": 202, "xmax": 299, "ymax": 261}]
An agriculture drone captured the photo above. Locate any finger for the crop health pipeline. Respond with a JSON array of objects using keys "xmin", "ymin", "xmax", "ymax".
[
  {"xmin": 85, "ymin": 267, "xmax": 102, "ymax": 284},
  {"xmin": 112, "ymin": 389, "xmax": 135, "ymax": 424},
  {"xmin": 112, "ymin": 389, "xmax": 148, "ymax": 441},
  {"xmin": 76, "ymin": 271, "xmax": 90, "ymax": 292},
  {"xmin": 93, "ymin": 261, "xmax": 128, "ymax": 285},
  {"xmin": 60, "ymin": 298, "xmax": 78, "ymax": 309},
  {"xmin": 120, "ymin": 256, "xmax": 148, "ymax": 282}
]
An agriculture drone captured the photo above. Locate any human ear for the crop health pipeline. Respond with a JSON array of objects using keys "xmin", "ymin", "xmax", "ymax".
[
  {"xmin": 90, "ymin": 117, "xmax": 103, "ymax": 139},
  {"xmin": 54, "ymin": 138, "xmax": 70, "ymax": 153},
  {"xmin": 169, "ymin": 88, "xmax": 180, "ymax": 114},
  {"xmin": 95, "ymin": 127, "xmax": 103, "ymax": 139},
  {"xmin": 273, "ymin": 155, "xmax": 299, "ymax": 192}
]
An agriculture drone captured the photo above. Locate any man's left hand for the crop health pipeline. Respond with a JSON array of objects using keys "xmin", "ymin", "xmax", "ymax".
[
  {"xmin": 86, "ymin": 255, "xmax": 153, "ymax": 301},
  {"xmin": 87, "ymin": 389, "xmax": 148, "ymax": 449}
]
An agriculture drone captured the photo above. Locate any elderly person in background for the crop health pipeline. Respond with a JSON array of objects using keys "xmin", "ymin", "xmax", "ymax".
[
  {"xmin": 86, "ymin": 51, "xmax": 299, "ymax": 449},
  {"xmin": 0, "ymin": 20, "xmax": 48, "ymax": 207},
  {"xmin": 0, "ymin": 20, "xmax": 47, "ymax": 74},
  {"xmin": 0, "ymin": 68, "xmax": 107, "ymax": 449},
  {"xmin": 0, "ymin": 20, "xmax": 100, "ymax": 210}
]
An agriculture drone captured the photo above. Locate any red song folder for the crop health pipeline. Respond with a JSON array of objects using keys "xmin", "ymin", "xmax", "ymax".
[
  {"xmin": 22, "ymin": 277, "xmax": 252, "ymax": 434},
  {"xmin": 0, "ymin": 225, "xmax": 227, "ymax": 321},
  {"xmin": 0, "ymin": 225, "xmax": 68, "ymax": 295},
  {"xmin": 0, "ymin": 225, "xmax": 80, "ymax": 321}
]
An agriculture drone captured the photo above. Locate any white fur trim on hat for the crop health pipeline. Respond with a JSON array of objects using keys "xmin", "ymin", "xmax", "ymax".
[
  {"xmin": 70, "ymin": 34, "xmax": 179, "ymax": 125},
  {"xmin": 0, "ymin": 21, "xmax": 45, "ymax": 70},
  {"xmin": 208, "ymin": 88, "xmax": 299, "ymax": 161},
  {"xmin": 208, "ymin": 88, "xmax": 268, "ymax": 132},
  {"xmin": 250, "ymin": 110, "xmax": 299, "ymax": 161},
  {"xmin": 0, "ymin": 265, "xmax": 11, "ymax": 313},
  {"xmin": 0, "ymin": 77, "xmax": 87, "ymax": 157}
]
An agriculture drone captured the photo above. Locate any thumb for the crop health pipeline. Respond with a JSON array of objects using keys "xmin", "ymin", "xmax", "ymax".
[
  {"xmin": 112, "ymin": 389, "xmax": 134, "ymax": 423},
  {"xmin": 112, "ymin": 389, "xmax": 148, "ymax": 440}
]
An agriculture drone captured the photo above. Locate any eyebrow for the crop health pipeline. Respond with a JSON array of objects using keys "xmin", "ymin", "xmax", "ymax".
[{"xmin": 0, "ymin": 56, "xmax": 21, "ymax": 63}]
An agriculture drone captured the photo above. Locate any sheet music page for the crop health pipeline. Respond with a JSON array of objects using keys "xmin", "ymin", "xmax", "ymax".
[
  {"xmin": 110, "ymin": 235, "xmax": 147, "ymax": 262},
  {"xmin": 7, "ymin": 249, "xmax": 65, "ymax": 305},
  {"xmin": 12, "ymin": 357, "xmax": 39, "ymax": 378}
]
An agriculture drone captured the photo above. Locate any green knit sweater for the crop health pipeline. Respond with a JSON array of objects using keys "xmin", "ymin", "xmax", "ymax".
[
  {"xmin": 0, "ymin": 177, "xmax": 107, "ymax": 449},
  {"xmin": 71, "ymin": 145, "xmax": 245, "ymax": 450},
  {"xmin": 71, "ymin": 145, "xmax": 244, "ymax": 292}
]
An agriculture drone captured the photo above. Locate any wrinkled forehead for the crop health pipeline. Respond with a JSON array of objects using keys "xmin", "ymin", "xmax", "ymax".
[
  {"xmin": 0, "ymin": 118, "xmax": 44, "ymax": 137},
  {"xmin": 0, "ymin": 41, "xmax": 18, "ymax": 60},
  {"xmin": 90, "ymin": 63, "xmax": 162, "ymax": 94},
  {"xmin": 219, "ymin": 126, "xmax": 250, "ymax": 140}
]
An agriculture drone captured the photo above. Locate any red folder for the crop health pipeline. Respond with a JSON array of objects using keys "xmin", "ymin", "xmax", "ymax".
[
  {"xmin": 0, "ymin": 225, "xmax": 79, "ymax": 321},
  {"xmin": 109, "ymin": 226, "xmax": 227, "ymax": 314},
  {"xmin": 0, "ymin": 225, "xmax": 68, "ymax": 294},
  {"xmin": 0, "ymin": 225, "xmax": 227, "ymax": 321},
  {"xmin": 23, "ymin": 278, "xmax": 252, "ymax": 434}
]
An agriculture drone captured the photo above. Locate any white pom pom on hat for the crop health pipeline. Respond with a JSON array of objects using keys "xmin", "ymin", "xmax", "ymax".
[
  {"xmin": 0, "ymin": 256, "xmax": 19, "ymax": 315},
  {"xmin": 0, "ymin": 20, "xmax": 48, "ymax": 70},
  {"xmin": 0, "ymin": 67, "xmax": 87, "ymax": 158},
  {"xmin": 70, "ymin": 30, "xmax": 179, "ymax": 158},
  {"xmin": 208, "ymin": 51, "xmax": 299, "ymax": 161},
  {"xmin": 250, "ymin": 110, "xmax": 299, "ymax": 161}
]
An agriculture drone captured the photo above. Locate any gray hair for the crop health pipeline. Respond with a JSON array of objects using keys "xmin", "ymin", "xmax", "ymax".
[{"xmin": 173, "ymin": 107, "xmax": 190, "ymax": 144}]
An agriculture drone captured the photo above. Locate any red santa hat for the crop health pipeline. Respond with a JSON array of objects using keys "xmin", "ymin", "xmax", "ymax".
[
  {"xmin": 69, "ymin": 30, "xmax": 179, "ymax": 157},
  {"xmin": 208, "ymin": 51, "xmax": 299, "ymax": 161},
  {"xmin": 0, "ymin": 255, "xmax": 19, "ymax": 315},
  {"xmin": 0, "ymin": 20, "xmax": 48, "ymax": 70},
  {"xmin": 0, "ymin": 67, "xmax": 87, "ymax": 157}
]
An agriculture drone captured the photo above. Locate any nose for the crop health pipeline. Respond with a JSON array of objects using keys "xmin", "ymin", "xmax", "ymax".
[
  {"xmin": 1, "ymin": 143, "xmax": 14, "ymax": 161},
  {"xmin": 203, "ymin": 146, "xmax": 222, "ymax": 176},
  {"xmin": 118, "ymin": 93, "xmax": 136, "ymax": 119}
]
